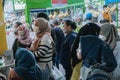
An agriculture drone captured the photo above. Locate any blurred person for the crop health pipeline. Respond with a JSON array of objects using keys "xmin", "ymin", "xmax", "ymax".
[
  {"xmin": 76, "ymin": 23, "xmax": 117, "ymax": 80},
  {"xmin": 6, "ymin": 20, "xmax": 12, "ymax": 29},
  {"xmin": 13, "ymin": 22, "xmax": 22, "ymax": 37},
  {"xmin": 100, "ymin": 20, "xmax": 118, "ymax": 49},
  {"xmin": 37, "ymin": 13, "xmax": 49, "ymax": 21},
  {"xmin": 70, "ymin": 23, "xmax": 101, "ymax": 80},
  {"xmin": 8, "ymin": 48, "xmax": 42, "ymax": 80},
  {"xmin": 60, "ymin": 19, "xmax": 77, "ymax": 80},
  {"xmin": 36, "ymin": 13, "xmax": 58, "ymax": 69},
  {"xmin": 29, "ymin": 18, "xmax": 54, "ymax": 80},
  {"xmin": 37, "ymin": 12, "xmax": 57, "ymax": 44},
  {"xmin": 21, "ymin": 19, "xmax": 30, "ymax": 30},
  {"xmin": 59, "ymin": 18, "xmax": 64, "ymax": 28},
  {"xmin": 52, "ymin": 19, "xmax": 65, "ymax": 68},
  {"xmin": 100, "ymin": 21, "xmax": 120, "ymax": 80},
  {"xmin": 12, "ymin": 25, "xmax": 32, "ymax": 58},
  {"xmin": 85, "ymin": 13, "xmax": 93, "ymax": 24},
  {"xmin": 103, "ymin": 5, "xmax": 112, "ymax": 23},
  {"xmin": 70, "ymin": 13, "xmax": 98, "ymax": 80}
]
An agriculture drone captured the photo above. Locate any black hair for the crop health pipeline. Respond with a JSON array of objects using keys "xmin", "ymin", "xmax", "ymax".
[
  {"xmin": 15, "ymin": 22, "xmax": 22, "ymax": 26},
  {"xmin": 60, "ymin": 18, "xmax": 63, "ymax": 21},
  {"xmin": 103, "ymin": 5, "xmax": 108, "ymax": 8},
  {"xmin": 86, "ymin": 18, "xmax": 92, "ymax": 20},
  {"xmin": 53, "ymin": 19, "xmax": 59, "ymax": 25},
  {"xmin": 100, "ymin": 19, "xmax": 110, "ymax": 24},
  {"xmin": 37, "ymin": 12, "xmax": 49, "ymax": 21},
  {"xmin": 79, "ymin": 23, "xmax": 100, "ymax": 36},
  {"xmin": 64, "ymin": 20, "xmax": 77, "ymax": 30}
]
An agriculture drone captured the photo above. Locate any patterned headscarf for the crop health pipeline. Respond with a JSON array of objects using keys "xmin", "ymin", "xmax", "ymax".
[{"xmin": 18, "ymin": 25, "xmax": 32, "ymax": 45}]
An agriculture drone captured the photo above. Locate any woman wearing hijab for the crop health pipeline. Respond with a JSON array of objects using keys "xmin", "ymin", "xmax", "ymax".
[
  {"xmin": 29, "ymin": 18, "xmax": 54, "ymax": 80},
  {"xmin": 76, "ymin": 23, "xmax": 117, "ymax": 80},
  {"xmin": 13, "ymin": 22, "xmax": 22, "ymax": 37},
  {"xmin": 8, "ymin": 48, "xmax": 42, "ymax": 80},
  {"xmin": 12, "ymin": 25, "xmax": 32, "ymax": 58},
  {"xmin": 100, "ymin": 21, "xmax": 119, "ymax": 49},
  {"xmin": 100, "ymin": 22, "xmax": 120, "ymax": 80},
  {"xmin": 70, "ymin": 23, "xmax": 101, "ymax": 80}
]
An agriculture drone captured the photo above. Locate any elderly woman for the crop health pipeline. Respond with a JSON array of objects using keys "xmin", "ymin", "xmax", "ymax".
[
  {"xmin": 29, "ymin": 18, "xmax": 54, "ymax": 80},
  {"xmin": 8, "ymin": 48, "xmax": 42, "ymax": 80},
  {"xmin": 12, "ymin": 25, "xmax": 32, "ymax": 58}
]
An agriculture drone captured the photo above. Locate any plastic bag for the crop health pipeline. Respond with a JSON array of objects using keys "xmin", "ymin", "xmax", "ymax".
[{"xmin": 51, "ymin": 66, "xmax": 64, "ymax": 80}]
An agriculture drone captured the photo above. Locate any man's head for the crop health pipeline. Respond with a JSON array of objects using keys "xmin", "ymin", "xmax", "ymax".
[
  {"xmin": 86, "ymin": 13, "xmax": 93, "ymax": 20},
  {"xmin": 37, "ymin": 12, "xmax": 49, "ymax": 21},
  {"xmin": 103, "ymin": 5, "xmax": 109, "ymax": 13},
  {"xmin": 80, "ymin": 23, "xmax": 100, "ymax": 36},
  {"xmin": 103, "ymin": 5, "xmax": 108, "ymax": 9},
  {"xmin": 52, "ymin": 19, "xmax": 59, "ymax": 27}
]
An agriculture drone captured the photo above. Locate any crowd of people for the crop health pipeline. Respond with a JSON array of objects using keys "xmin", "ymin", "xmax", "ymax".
[{"xmin": 0, "ymin": 5, "xmax": 120, "ymax": 80}]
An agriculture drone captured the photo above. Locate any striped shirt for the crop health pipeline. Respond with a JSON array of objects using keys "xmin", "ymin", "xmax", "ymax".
[{"xmin": 34, "ymin": 34, "xmax": 53, "ymax": 63}]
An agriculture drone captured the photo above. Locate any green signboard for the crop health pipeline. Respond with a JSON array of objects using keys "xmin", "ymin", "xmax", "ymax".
[
  {"xmin": 26, "ymin": 0, "xmax": 51, "ymax": 9},
  {"xmin": 25, "ymin": 0, "xmax": 51, "ymax": 24},
  {"xmin": 68, "ymin": 0, "xmax": 84, "ymax": 4},
  {"xmin": 25, "ymin": 0, "xmax": 85, "ymax": 24}
]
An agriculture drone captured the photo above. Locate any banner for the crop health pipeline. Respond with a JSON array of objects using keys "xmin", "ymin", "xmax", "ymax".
[
  {"xmin": 105, "ymin": 0, "xmax": 120, "ymax": 5},
  {"xmin": 52, "ymin": 0, "xmax": 67, "ymax": 6},
  {"xmin": 13, "ymin": 0, "xmax": 25, "ymax": 11}
]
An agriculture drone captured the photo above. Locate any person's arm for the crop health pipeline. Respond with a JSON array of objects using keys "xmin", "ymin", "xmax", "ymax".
[
  {"xmin": 8, "ymin": 68, "xmax": 23, "ymax": 80},
  {"xmin": 70, "ymin": 30, "xmax": 81, "ymax": 58},
  {"xmin": 76, "ymin": 43, "xmax": 82, "ymax": 60},
  {"xmin": 33, "ymin": 36, "xmax": 52, "ymax": 58},
  {"xmin": 8, "ymin": 68, "xmax": 13, "ymax": 80}
]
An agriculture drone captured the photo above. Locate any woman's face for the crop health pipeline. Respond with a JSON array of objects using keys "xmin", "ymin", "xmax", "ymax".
[
  {"xmin": 34, "ymin": 21, "xmax": 41, "ymax": 35},
  {"xmin": 18, "ymin": 30, "xmax": 24, "ymax": 36},
  {"xmin": 63, "ymin": 22, "xmax": 69, "ymax": 33}
]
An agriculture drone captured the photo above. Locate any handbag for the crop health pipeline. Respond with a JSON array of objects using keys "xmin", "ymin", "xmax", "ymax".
[{"xmin": 50, "ymin": 66, "xmax": 64, "ymax": 80}]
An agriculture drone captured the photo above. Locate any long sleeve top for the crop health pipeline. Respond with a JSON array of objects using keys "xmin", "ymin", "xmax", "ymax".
[
  {"xmin": 33, "ymin": 33, "xmax": 54, "ymax": 70},
  {"xmin": 60, "ymin": 31, "xmax": 77, "ymax": 68},
  {"xmin": 34, "ymin": 34, "xmax": 53, "ymax": 63}
]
